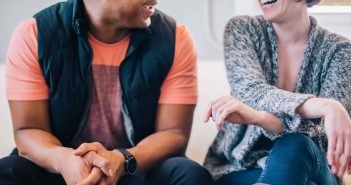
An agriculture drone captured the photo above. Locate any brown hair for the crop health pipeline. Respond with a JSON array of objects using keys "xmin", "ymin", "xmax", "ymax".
[{"xmin": 306, "ymin": 0, "xmax": 321, "ymax": 7}]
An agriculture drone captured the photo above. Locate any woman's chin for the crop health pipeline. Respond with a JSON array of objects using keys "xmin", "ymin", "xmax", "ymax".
[
  {"xmin": 263, "ymin": 14, "xmax": 273, "ymax": 22},
  {"xmin": 262, "ymin": 13, "xmax": 280, "ymax": 23}
]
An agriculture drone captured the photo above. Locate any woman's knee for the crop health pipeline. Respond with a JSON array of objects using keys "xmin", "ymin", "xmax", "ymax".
[
  {"xmin": 267, "ymin": 133, "xmax": 322, "ymax": 168},
  {"xmin": 274, "ymin": 133, "xmax": 317, "ymax": 155}
]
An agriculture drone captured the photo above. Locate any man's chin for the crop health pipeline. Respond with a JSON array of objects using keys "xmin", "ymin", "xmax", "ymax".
[
  {"xmin": 142, "ymin": 18, "xmax": 152, "ymax": 28},
  {"xmin": 127, "ymin": 18, "xmax": 152, "ymax": 30}
]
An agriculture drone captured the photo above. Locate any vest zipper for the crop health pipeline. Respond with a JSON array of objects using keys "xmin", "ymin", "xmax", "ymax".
[{"xmin": 70, "ymin": 36, "xmax": 94, "ymax": 146}]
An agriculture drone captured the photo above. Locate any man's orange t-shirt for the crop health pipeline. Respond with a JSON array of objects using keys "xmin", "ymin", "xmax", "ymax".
[{"xmin": 6, "ymin": 18, "xmax": 198, "ymax": 148}]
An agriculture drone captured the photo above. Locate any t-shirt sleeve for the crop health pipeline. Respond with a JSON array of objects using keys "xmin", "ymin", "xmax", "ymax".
[
  {"xmin": 6, "ymin": 18, "xmax": 49, "ymax": 100},
  {"xmin": 158, "ymin": 24, "xmax": 198, "ymax": 104}
]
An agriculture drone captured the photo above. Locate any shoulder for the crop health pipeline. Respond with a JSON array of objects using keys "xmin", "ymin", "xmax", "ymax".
[
  {"xmin": 151, "ymin": 9, "xmax": 176, "ymax": 28},
  {"xmin": 173, "ymin": 24, "xmax": 196, "ymax": 64},
  {"xmin": 324, "ymin": 32, "xmax": 351, "ymax": 52},
  {"xmin": 315, "ymin": 21, "xmax": 351, "ymax": 55},
  {"xmin": 7, "ymin": 18, "xmax": 38, "ymax": 60},
  {"xmin": 13, "ymin": 18, "xmax": 37, "ymax": 38},
  {"xmin": 316, "ymin": 26, "xmax": 351, "ymax": 70},
  {"xmin": 225, "ymin": 15, "xmax": 266, "ymax": 34},
  {"xmin": 175, "ymin": 24, "xmax": 192, "ymax": 40},
  {"xmin": 223, "ymin": 15, "xmax": 268, "ymax": 44}
]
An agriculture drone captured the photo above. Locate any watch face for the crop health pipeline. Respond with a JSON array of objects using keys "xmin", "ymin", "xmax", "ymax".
[{"xmin": 126, "ymin": 156, "xmax": 137, "ymax": 175}]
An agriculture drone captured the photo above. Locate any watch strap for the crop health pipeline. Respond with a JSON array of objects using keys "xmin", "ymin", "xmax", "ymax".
[{"xmin": 117, "ymin": 148, "xmax": 132, "ymax": 159}]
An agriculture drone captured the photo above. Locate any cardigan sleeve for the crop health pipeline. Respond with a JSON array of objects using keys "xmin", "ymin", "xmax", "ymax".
[
  {"xmin": 263, "ymin": 40, "xmax": 351, "ymax": 140},
  {"xmin": 318, "ymin": 41, "xmax": 351, "ymax": 115}
]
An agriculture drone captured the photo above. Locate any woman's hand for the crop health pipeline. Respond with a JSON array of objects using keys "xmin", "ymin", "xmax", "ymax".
[
  {"xmin": 204, "ymin": 96, "xmax": 260, "ymax": 129},
  {"xmin": 74, "ymin": 142, "xmax": 125, "ymax": 185},
  {"xmin": 322, "ymin": 100, "xmax": 351, "ymax": 177},
  {"xmin": 298, "ymin": 98, "xmax": 351, "ymax": 177}
]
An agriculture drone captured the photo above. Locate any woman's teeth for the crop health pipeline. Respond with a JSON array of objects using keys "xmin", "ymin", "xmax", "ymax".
[{"xmin": 261, "ymin": 0, "xmax": 278, "ymax": 5}]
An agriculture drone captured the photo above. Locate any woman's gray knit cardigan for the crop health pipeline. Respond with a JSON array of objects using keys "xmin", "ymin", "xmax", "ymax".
[{"xmin": 204, "ymin": 15, "xmax": 351, "ymax": 181}]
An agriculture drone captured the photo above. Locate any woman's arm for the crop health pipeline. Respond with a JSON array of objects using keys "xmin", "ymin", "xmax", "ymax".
[
  {"xmin": 296, "ymin": 42, "xmax": 351, "ymax": 177},
  {"xmin": 204, "ymin": 96, "xmax": 283, "ymax": 134}
]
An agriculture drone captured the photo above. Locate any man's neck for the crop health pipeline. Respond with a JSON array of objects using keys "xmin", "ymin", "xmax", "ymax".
[
  {"xmin": 272, "ymin": 10, "xmax": 311, "ymax": 46},
  {"xmin": 83, "ymin": 0, "xmax": 130, "ymax": 44},
  {"xmin": 88, "ymin": 22, "xmax": 130, "ymax": 44}
]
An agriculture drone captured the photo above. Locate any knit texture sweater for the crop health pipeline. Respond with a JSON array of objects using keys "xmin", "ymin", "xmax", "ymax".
[{"xmin": 204, "ymin": 15, "xmax": 351, "ymax": 182}]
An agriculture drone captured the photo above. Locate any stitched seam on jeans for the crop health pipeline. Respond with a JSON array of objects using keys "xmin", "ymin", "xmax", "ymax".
[
  {"xmin": 257, "ymin": 151, "xmax": 273, "ymax": 182},
  {"xmin": 316, "ymin": 162, "xmax": 328, "ymax": 171},
  {"xmin": 314, "ymin": 162, "xmax": 338, "ymax": 184}
]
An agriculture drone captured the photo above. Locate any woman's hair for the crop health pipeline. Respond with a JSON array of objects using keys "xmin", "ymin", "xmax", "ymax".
[{"xmin": 306, "ymin": 0, "xmax": 321, "ymax": 7}]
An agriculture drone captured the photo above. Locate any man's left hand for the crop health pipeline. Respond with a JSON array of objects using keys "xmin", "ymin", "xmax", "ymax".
[{"xmin": 74, "ymin": 142, "xmax": 125, "ymax": 185}]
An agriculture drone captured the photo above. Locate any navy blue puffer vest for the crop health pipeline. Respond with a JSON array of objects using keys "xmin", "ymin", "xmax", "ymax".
[{"xmin": 33, "ymin": 0, "xmax": 176, "ymax": 146}]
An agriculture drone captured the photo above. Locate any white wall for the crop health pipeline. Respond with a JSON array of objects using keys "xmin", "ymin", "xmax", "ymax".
[
  {"xmin": 1, "ymin": 1, "xmax": 350, "ymax": 64},
  {"xmin": 0, "ymin": 0, "xmax": 261, "ymax": 64}
]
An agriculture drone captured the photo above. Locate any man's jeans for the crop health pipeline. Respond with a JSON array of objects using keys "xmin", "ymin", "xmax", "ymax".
[{"xmin": 0, "ymin": 156, "xmax": 215, "ymax": 185}]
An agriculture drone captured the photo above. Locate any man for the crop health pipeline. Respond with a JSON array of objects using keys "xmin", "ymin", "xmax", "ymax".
[{"xmin": 0, "ymin": 0, "xmax": 214, "ymax": 184}]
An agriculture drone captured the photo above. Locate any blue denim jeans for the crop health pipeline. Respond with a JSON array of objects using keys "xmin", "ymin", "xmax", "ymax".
[
  {"xmin": 216, "ymin": 133, "xmax": 338, "ymax": 185},
  {"xmin": 0, "ymin": 156, "xmax": 215, "ymax": 185}
]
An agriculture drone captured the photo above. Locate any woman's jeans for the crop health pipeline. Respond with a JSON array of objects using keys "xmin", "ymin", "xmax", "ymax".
[{"xmin": 216, "ymin": 133, "xmax": 338, "ymax": 185}]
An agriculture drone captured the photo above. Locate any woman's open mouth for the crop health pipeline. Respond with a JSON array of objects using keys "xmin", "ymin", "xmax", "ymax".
[{"xmin": 261, "ymin": 0, "xmax": 278, "ymax": 5}]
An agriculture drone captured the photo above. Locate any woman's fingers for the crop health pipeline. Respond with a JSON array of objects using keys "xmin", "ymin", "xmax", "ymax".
[
  {"xmin": 212, "ymin": 96, "xmax": 233, "ymax": 120},
  {"xmin": 204, "ymin": 96, "xmax": 233, "ymax": 123},
  {"xmin": 214, "ymin": 101, "xmax": 232, "ymax": 128},
  {"xmin": 204, "ymin": 102, "xmax": 214, "ymax": 122},
  {"xmin": 204, "ymin": 97, "xmax": 222, "ymax": 122},
  {"xmin": 339, "ymin": 134, "xmax": 351, "ymax": 177},
  {"xmin": 333, "ymin": 136, "xmax": 344, "ymax": 174},
  {"xmin": 328, "ymin": 133, "xmax": 337, "ymax": 171},
  {"xmin": 216, "ymin": 101, "xmax": 239, "ymax": 128}
]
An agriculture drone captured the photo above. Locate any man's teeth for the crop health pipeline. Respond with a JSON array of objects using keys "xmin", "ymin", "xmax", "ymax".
[
  {"xmin": 143, "ymin": 5, "xmax": 155, "ymax": 9},
  {"xmin": 261, "ymin": 0, "xmax": 277, "ymax": 5}
]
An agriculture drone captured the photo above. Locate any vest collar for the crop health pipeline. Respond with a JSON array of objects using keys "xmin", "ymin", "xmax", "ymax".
[
  {"xmin": 71, "ymin": 0, "xmax": 89, "ymax": 35},
  {"xmin": 71, "ymin": 0, "xmax": 152, "ymax": 53}
]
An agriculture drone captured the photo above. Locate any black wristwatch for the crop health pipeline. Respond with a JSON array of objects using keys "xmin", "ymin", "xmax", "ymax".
[{"xmin": 116, "ymin": 148, "xmax": 137, "ymax": 175}]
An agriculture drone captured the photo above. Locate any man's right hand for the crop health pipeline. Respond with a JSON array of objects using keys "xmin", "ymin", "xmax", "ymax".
[{"xmin": 55, "ymin": 147, "xmax": 113, "ymax": 185}]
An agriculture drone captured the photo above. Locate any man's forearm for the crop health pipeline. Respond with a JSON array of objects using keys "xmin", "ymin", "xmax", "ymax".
[
  {"xmin": 15, "ymin": 129, "xmax": 69, "ymax": 173},
  {"xmin": 127, "ymin": 129, "xmax": 188, "ymax": 175}
]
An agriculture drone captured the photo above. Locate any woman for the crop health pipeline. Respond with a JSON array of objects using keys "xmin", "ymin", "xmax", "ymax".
[{"xmin": 203, "ymin": 0, "xmax": 351, "ymax": 184}]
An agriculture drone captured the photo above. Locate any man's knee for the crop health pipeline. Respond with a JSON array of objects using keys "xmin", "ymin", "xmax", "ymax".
[
  {"xmin": 162, "ymin": 157, "xmax": 204, "ymax": 175},
  {"xmin": 0, "ymin": 156, "xmax": 30, "ymax": 175},
  {"xmin": 152, "ymin": 157, "xmax": 214, "ymax": 185},
  {"xmin": 0, "ymin": 155, "xmax": 45, "ymax": 185}
]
